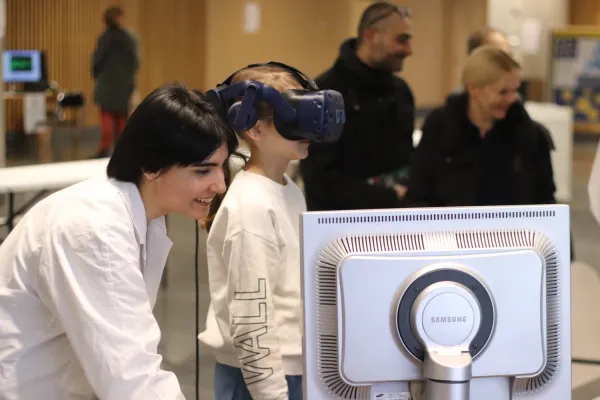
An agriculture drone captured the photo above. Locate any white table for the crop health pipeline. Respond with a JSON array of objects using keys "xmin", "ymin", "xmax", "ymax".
[
  {"xmin": 0, "ymin": 158, "xmax": 109, "ymax": 231},
  {"xmin": 524, "ymin": 102, "xmax": 574, "ymax": 202}
]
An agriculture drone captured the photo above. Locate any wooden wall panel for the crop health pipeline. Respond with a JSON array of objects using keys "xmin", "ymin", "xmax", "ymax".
[
  {"xmin": 205, "ymin": 0, "xmax": 351, "ymax": 93},
  {"xmin": 4, "ymin": 0, "xmax": 206, "ymax": 129},
  {"xmin": 5, "ymin": 0, "xmax": 490, "ymax": 130},
  {"xmin": 397, "ymin": 0, "xmax": 446, "ymax": 106},
  {"xmin": 137, "ymin": 0, "xmax": 206, "ymax": 92},
  {"xmin": 570, "ymin": 0, "xmax": 600, "ymax": 25},
  {"xmin": 440, "ymin": 0, "xmax": 489, "ymax": 95},
  {"xmin": 6, "ymin": 0, "xmax": 107, "ymax": 129}
]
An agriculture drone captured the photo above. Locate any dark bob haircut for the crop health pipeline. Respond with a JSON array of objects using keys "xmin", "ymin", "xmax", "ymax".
[{"xmin": 107, "ymin": 82, "xmax": 238, "ymax": 185}]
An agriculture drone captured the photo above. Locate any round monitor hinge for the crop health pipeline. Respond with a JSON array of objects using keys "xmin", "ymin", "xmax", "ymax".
[{"xmin": 396, "ymin": 269, "xmax": 494, "ymax": 361}]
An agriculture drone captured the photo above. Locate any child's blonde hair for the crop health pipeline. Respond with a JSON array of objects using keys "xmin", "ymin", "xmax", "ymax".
[
  {"xmin": 201, "ymin": 65, "xmax": 302, "ymax": 232},
  {"xmin": 229, "ymin": 65, "xmax": 302, "ymax": 131}
]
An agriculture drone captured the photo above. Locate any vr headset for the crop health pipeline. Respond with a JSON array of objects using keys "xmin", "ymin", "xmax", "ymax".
[{"xmin": 206, "ymin": 61, "xmax": 346, "ymax": 143}]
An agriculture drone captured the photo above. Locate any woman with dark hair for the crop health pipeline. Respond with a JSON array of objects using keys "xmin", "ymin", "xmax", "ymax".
[
  {"xmin": 92, "ymin": 5, "xmax": 139, "ymax": 158},
  {"xmin": 0, "ymin": 83, "xmax": 237, "ymax": 399}
]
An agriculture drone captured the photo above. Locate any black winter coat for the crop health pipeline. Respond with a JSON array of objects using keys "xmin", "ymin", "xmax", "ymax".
[
  {"xmin": 92, "ymin": 27, "xmax": 139, "ymax": 115},
  {"xmin": 406, "ymin": 93, "xmax": 556, "ymax": 207},
  {"xmin": 299, "ymin": 38, "xmax": 415, "ymax": 211}
]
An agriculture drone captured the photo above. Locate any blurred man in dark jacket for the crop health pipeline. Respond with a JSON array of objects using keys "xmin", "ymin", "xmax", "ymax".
[
  {"xmin": 92, "ymin": 6, "xmax": 139, "ymax": 158},
  {"xmin": 300, "ymin": 2, "xmax": 415, "ymax": 211}
]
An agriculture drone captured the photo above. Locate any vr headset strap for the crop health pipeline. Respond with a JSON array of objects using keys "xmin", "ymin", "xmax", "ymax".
[{"xmin": 218, "ymin": 61, "xmax": 318, "ymax": 91}]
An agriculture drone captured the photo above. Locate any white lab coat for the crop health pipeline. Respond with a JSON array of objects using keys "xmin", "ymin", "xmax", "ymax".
[
  {"xmin": 0, "ymin": 175, "xmax": 185, "ymax": 399},
  {"xmin": 589, "ymin": 140, "xmax": 600, "ymax": 225}
]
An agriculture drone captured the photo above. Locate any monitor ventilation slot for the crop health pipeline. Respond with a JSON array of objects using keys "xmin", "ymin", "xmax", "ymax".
[
  {"xmin": 315, "ymin": 229, "xmax": 561, "ymax": 398},
  {"xmin": 317, "ymin": 210, "xmax": 556, "ymax": 225},
  {"xmin": 316, "ymin": 233, "xmax": 425, "ymax": 399},
  {"xmin": 501, "ymin": 231, "xmax": 560, "ymax": 394}
]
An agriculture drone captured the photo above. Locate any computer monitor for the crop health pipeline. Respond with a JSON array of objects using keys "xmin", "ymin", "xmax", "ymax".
[
  {"xmin": 3, "ymin": 50, "xmax": 43, "ymax": 83},
  {"xmin": 301, "ymin": 205, "xmax": 571, "ymax": 400}
]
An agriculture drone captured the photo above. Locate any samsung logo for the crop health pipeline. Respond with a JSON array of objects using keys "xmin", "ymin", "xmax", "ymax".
[{"xmin": 430, "ymin": 316, "xmax": 467, "ymax": 323}]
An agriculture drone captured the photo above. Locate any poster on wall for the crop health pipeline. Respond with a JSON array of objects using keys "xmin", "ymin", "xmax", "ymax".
[{"xmin": 550, "ymin": 28, "xmax": 600, "ymax": 134}]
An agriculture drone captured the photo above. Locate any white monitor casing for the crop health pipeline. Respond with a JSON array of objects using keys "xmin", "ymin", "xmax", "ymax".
[{"xmin": 300, "ymin": 205, "xmax": 571, "ymax": 400}]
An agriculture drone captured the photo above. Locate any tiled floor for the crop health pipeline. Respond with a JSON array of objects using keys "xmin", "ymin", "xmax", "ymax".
[{"xmin": 4, "ymin": 131, "xmax": 600, "ymax": 399}]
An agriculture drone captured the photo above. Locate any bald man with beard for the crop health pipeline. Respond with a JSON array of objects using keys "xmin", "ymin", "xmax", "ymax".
[{"xmin": 300, "ymin": 2, "xmax": 416, "ymax": 211}]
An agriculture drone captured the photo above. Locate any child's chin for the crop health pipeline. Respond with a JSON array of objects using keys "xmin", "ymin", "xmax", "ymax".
[
  {"xmin": 294, "ymin": 150, "xmax": 310, "ymax": 160},
  {"xmin": 290, "ymin": 145, "xmax": 309, "ymax": 159}
]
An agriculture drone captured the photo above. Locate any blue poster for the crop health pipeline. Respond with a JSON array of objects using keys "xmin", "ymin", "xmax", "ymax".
[{"xmin": 552, "ymin": 35, "xmax": 600, "ymax": 126}]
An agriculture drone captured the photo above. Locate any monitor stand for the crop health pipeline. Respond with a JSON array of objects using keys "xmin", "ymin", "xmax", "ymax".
[{"xmin": 423, "ymin": 348, "xmax": 472, "ymax": 400}]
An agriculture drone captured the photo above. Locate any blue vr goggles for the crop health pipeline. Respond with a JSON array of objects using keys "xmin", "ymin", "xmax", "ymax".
[{"xmin": 206, "ymin": 61, "xmax": 345, "ymax": 143}]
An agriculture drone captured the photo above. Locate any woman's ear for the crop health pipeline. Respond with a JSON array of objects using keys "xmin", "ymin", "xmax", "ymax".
[{"xmin": 143, "ymin": 170, "xmax": 161, "ymax": 181}]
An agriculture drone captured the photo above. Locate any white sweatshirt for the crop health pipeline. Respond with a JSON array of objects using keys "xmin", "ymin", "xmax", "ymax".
[{"xmin": 199, "ymin": 169, "xmax": 306, "ymax": 400}]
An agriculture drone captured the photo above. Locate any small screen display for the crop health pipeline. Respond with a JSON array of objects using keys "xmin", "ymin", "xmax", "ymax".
[{"xmin": 3, "ymin": 50, "xmax": 42, "ymax": 82}]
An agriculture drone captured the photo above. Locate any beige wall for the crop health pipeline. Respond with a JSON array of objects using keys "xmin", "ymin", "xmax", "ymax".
[
  {"xmin": 397, "ymin": 0, "xmax": 446, "ymax": 105},
  {"xmin": 441, "ymin": 0, "xmax": 489, "ymax": 92},
  {"xmin": 205, "ymin": 0, "xmax": 487, "ymax": 107},
  {"xmin": 487, "ymin": 0, "xmax": 569, "ymax": 100},
  {"xmin": 488, "ymin": 0, "xmax": 570, "ymax": 79},
  {"xmin": 204, "ymin": 0, "xmax": 350, "ymax": 90},
  {"xmin": 521, "ymin": 0, "xmax": 569, "ymax": 81}
]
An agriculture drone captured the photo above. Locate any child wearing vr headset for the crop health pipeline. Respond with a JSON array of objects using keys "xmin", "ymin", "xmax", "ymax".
[{"xmin": 198, "ymin": 62, "xmax": 345, "ymax": 400}]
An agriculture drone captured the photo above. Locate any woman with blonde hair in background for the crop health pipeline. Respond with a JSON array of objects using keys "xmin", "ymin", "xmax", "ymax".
[
  {"xmin": 405, "ymin": 44, "xmax": 561, "ymax": 399},
  {"xmin": 405, "ymin": 45, "xmax": 556, "ymax": 209}
]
